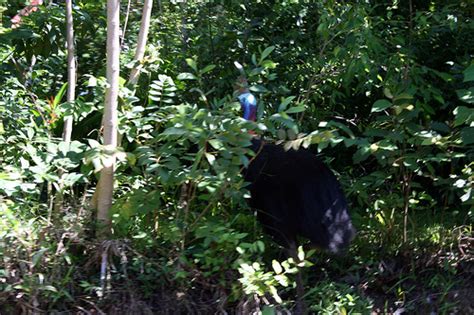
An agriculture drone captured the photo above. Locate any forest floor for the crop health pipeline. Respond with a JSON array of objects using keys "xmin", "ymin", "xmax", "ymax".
[{"xmin": 100, "ymin": 228, "xmax": 473, "ymax": 314}]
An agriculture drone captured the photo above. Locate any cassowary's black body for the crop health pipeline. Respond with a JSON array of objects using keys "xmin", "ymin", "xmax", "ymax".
[{"xmin": 245, "ymin": 138, "xmax": 355, "ymax": 253}]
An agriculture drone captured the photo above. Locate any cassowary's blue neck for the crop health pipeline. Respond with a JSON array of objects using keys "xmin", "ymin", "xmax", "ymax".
[{"xmin": 238, "ymin": 92, "xmax": 257, "ymax": 121}]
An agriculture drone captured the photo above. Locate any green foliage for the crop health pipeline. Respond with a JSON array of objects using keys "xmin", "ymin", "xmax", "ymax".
[
  {"xmin": 238, "ymin": 246, "xmax": 314, "ymax": 306},
  {"xmin": 306, "ymin": 281, "xmax": 373, "ymax": 314},
  {"xmin": 0, "ymin": 200, "xmax": 81, "ymax": 311},
  {"xmin": 0, "ymin": 0, "xmax": 473, "ymax": 313}
]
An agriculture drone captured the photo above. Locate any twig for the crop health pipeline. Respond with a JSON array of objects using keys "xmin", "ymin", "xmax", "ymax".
[
  {"xmin": 298, "ymin": 30, "xmax": 346, "ymax": 123},
  {"xmin": 80, "ymin": 298, "xmax": 107, "ymax": 315},
  {"xmin": 120, "ymin": 0, "xmax": 132, "ymax": 48}
]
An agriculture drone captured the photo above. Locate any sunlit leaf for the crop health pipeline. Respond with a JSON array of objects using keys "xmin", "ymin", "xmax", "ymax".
[
  {"xmin": 185, "ymin": 58, "xmax": 197, "ymax": 72},
  {"xmin": 53, "ymin": 82, "xmax": 68, "ymax": 107},
  {"xmin": 371, "ymin": 99, "xmax": 392, "ymax": 113},
  {"xmin": 177, "ymin": 72, "xmax": 197, "ymax": 80},
  {"xmin": 272, "ymin": 260, "xmax": 283, "ymax": 274},
  {"xmin": 453, "ymin": 106, "xmax": 474, "ymax": 126},
  {"xmin": 456, "ymin": 88, "xmax": 474, "ymax": 104}
]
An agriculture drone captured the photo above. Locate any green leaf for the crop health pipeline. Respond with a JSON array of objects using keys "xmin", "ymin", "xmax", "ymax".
[
  {"xmin": 461, "ymin": 127, "xmax": 474, "ymax": 145},
  {"xmin": 278, "ymin": 96, "xmax": 296, "ymax": 112},
  {"xmin": 453, "ymin": 106, "xmax": 474, "ymax": 126},
  {"xmin": 327, "ymin": 121, "xmax": 355, "ymax": 138},
  {"xmin": 259, "ymin": 46, "xmax": 275, "ymax": 64},
  {"xmin": 132, "ymin": 232, "xmax": 147, "ymax": 239},
  {"xmin": 185, "ymin": 58, "xmax": 197, "ymax": 72},
  {"xmin": 272, "ymin": 260, "xmax": 283, "ymax": 274},
  {"xmin": 461, "ymin": 188, "xmax": 472, "ymax": 203},
  {"xmin": 297, "ymin": 246, "xmax": 305, "ymax": 261},
  {"xmin": 234, "ymin": 61, "xmax": 244, "ymax": 72},
  {"xmin": 286, "ymin": 105, "xmax": 306, "ymax": 114},
  {"xmin": 53, "ymin": 82, "xmax": 68, "ymax": 107},
  {"xmin": 251, "ymin": 53, "xmax": 257, "ymax": 66},
  {"xmin": 162, "ymin": 127, "xmax": 186, "ymax": 136},
  {"xmin": 393, "ymin": 93, "xmax": 413, "ymax": 101},
  {"xmin": 86, "ymin": 75, "xmax": 97, "ymax": 87},
  {"xmin": 353, "ymin": 145, "xmax": 371, "ymax": 163},
  {"xmin": 261, "ymin": 60, "xmax": 277, "ymax": 69},
  {"xmin": 208, "ymin": 139, "xmax": 224, "ymax": 150},
  {"xmin": 205, "ymin": 152, "xmax": 216, "ymax": 165},
  {"xmin": 431, "ymin": 69, "xmax": 453, "ymax": 82},
  {"xmin": 200, "ymin": 64, "xmax": 216, "ymax": 74},
  {"xmin": 32, "ymin": 248, "xmax": 48, "ymax": 267},
  {"xmin": 384, "ymin": 88, "xmax": 393, "ymax": 99},
  {"xmin": 431, "ymin": 121, "xmax": 450, "ymax": 134},
  {"xmin": 269, "ymin": 285, "xmax": 282, "ymax": 304},
  {"xmin": 87, "ymin": 139, "xmax": 101, "ymax": 148},
  {"xmin": 62, "ymin": 173, "xmax": 83, "ymax": 187},
  {"xmin": 40, "ymin": 285, "xmax": 58, "ymax": 292},
  {"xmin": 317, "ymin": 22, "xmax": 329, "ymax": 39},
  {"xmin": 256, "ymin": 240, "xmax": 265, "ymax": 252},
  {"xmin": 456, "ymin": 88, "xmax": 474, "ymax": 104},
  {"xmin": 249, "ymin": 85, "xmax": 267, "ymax": 93},
  {"xmin": 249, "ymin": 67, "xmax": 264, "ymax": 76},
  {"xmin": 177, "ymin": 72, "xmax": 197, "ymax": 80},
  {"xmin": 463, "ymin": 64, "xmax": 474, "ymax": 82},
  {"xmin": 262, "ymin": 306, "xmax": 276, "ymax": 315},
  {"xmin": 371, "ymin": 99, "xmax": 392, "ymax": 113}
]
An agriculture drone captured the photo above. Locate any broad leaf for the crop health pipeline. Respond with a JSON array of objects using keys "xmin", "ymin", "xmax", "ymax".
[{"xmin": 371, "ymin": 99, "xmax": 392, "ymax": 113}]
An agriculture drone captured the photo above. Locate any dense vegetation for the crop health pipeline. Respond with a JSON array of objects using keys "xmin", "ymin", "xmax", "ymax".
[{"xmin": 1, "ymin": 0, "xmax": 473, "ymax": 313}]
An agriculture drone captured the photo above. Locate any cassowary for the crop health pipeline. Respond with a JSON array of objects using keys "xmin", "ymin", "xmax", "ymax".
[
  {"xmin": 238, "ymin": 90, "xmax": 356, "ymax": 253},
  {"xmin": 244, "ymin": 138, "xmax": 356, "ymax": 253},
  {"xmin": 238, "ymin": 85, "xmax": 356, "ymax": 313}
]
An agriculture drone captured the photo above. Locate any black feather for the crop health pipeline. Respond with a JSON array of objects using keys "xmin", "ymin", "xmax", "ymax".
[{"xmin": 244, "ymin": 138, "xmax": 355, "ymax": 253}]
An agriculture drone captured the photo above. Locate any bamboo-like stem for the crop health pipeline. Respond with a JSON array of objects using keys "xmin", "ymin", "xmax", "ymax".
[
  {"xmin": 62, "ymin": 0, "xmax": 76, "ymax": 143},
  {"xmin": 128, "ymin": 0, "xmax": 153, "ymax": 86},
  {"xmin": 95, "ymin": 0, "xmax": 121, "ymax": 238}
]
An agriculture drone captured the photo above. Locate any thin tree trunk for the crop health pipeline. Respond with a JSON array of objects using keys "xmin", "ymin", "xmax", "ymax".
[
  {"xmin": 116, "ymin": 0, "xmax": 153, "ymax": 146},
  {"xmin": 120, "ymin": 0, "xmax": 132, "ymax": 48},
  {"xmin": 95, "ymin": 0, "xmax": 120, "ymax": 237},
  {"xmin": 128, "ymin": 0, "xmax": 153, "ymax": 85},
  {"xmin": 180, "ymin": 1, "xmax": 188, "ymax": 58},
  {"xmin": 402, "ymin": 171, "xmax": 412, "ymax": 244},
  {"xmin": 54, "ymin": 0, "xmax": 76, "ymax": 215},
  {"xmin": 62, "ymin": 0, "xmax": 76, "ymax": 143}
]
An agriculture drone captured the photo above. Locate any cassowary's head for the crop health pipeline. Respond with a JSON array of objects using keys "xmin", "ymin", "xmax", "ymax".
[
  {"xmin": 235, "ymin": 77, "xmax": 257, "ymax": 122},
  {"xmin": 238, "ymin": 92, "xmax": 257, "ymax": 121}
]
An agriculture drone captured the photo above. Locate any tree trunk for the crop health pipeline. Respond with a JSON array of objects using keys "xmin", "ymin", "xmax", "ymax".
[
  {"xmin": 53, "ymin": 0, "xmax": 77, "ymax": 215},
  {"xmin": 62, "ymin": 0, "xmax": 76, "ymax": 143},
  {"xmin": 116, "ymin": 0, "xmax": 153, "ymax": 146},
  {"xmin": 180, "ymin": 1, "xmax": 188, "ymax": 58},
  {"xmin": 95, "ymin": 0, "xmax": 120, "ymax": 237},
  {"xmin": 128, "ymin": 0, "xmax": 153, "ymax": 85}
]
